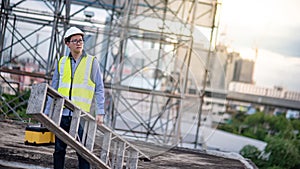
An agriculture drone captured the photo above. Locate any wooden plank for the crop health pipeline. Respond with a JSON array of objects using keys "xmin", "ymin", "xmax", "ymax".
[
  {"xmin": 69, "ymin": 108, "xmax": 81, "ymax": 139},
  {"xmin": 100, "ymin": 131, "xmax": 112, "ymax": 164},
  {"xmin": 26, "ymin": 83, "xmax": 47, "ymax": 115},
  {"xmin": 127, "ymin": 149, "xmax": 139, "ymax": 169},
  {"xmin": 85, "ymin": 120, "xmax": 96, "ymax": 151}
]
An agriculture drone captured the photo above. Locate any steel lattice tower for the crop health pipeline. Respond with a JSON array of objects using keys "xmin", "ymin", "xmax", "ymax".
[{"xmin": 0, "ymin": 0, "xmax": 221, "ymax": 150}]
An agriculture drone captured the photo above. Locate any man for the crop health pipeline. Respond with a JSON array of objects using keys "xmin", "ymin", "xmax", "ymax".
[{"xmin": 45, "ymin": 26, "xmax": 105, "ymax": 169}]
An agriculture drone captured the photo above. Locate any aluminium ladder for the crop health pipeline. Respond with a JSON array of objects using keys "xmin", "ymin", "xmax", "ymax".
[{"xmin": 26, "ymin": 83, "xmax": 150, "ymax": 169}]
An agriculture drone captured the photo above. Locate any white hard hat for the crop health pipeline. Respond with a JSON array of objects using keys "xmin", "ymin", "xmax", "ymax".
[{"xmin": 64, "ymin": 26, "xmax": 84, "ymax": 40}]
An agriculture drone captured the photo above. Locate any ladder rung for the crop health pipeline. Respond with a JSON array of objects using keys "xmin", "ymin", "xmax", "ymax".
[
  {"xmin": 115, "ymin": 141, "xmax": 126, "ymax": 169},
  {"xmin": 111, "ymin": 141, "xmax": 118, "ymax": 168},
  {"xmin": 69, "ymin": 108, "xmax": 81, "ymax": 139},
  {"xmin": 26, "ymin": 83, "xmax": 47, "ymax": 115},
  {"xmin": 85, "ymin": 120, "xmax": 96, "ymax": 151},
  {"xmin": 127, "ymin": 149, "xmax": 139, "ymax": 169},
  {"xmin": 82, "ymin": 119, "xmax": 89, "ymax": 144},
  {"xmin": 100, "ymin": 131, "xmax": 112, "ymax": 164},
  {"xmin": 51, "ymin": 97, "xmax": 64, "ymax": 125}
]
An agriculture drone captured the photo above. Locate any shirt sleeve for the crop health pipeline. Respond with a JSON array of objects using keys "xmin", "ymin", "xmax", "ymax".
[
  {"xmin": 91, "ymin": 57, "xmax": 105, "ymax": 115},
  {"xmin": 44, "ymin": 63, "xmax": 59, "ymax": 115}
]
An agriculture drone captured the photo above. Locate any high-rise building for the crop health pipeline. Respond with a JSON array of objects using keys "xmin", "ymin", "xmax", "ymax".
[
  {"xmin": 232, "ymin": 59, "xmax": 254, "ymax": 83},
  {"xmin": 209, "ymin": 45, "xmax": 227, "ymax": 90},
  {"xmin": 213, "ymin": 45, "xmax": 255, "ymax": 90}
]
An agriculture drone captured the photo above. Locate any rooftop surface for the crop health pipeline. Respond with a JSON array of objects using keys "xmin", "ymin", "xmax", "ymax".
[{"xmin": 0, "ymin": 120, "xmax": 253, "ymax": 169}]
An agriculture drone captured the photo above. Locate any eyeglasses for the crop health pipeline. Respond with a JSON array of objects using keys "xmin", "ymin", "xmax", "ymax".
[{"xmin": 69, "ymin": 39, "xmax": 84, "ymax": 44}]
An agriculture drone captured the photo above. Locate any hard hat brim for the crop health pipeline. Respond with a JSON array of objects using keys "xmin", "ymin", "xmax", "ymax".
[{"xmin": 64, "ymin": 27, "xmax": 85, "ymax": 40}]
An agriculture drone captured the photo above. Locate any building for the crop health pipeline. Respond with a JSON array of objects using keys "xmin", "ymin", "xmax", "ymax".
[
  {"xmin": 213, "ymin": 45, "xmax": 255, "ymax": 89},
  {"xmin": 0, "ymin": 58, "xmax": 45, "ymax": 95},
  {"xmin": 232, "ymin": 59, "xmax": 255, "ymax": 83}
]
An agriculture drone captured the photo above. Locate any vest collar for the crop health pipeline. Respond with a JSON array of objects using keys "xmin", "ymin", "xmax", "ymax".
[{"xmin": 68, "ymin": 50, "xmax": 87, "ymax": 62}]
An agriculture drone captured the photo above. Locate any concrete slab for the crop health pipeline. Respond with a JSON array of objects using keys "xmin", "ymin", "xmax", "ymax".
[{"xmin": 0, "ymin": 120, "xmax": 254, "ymax": 169}]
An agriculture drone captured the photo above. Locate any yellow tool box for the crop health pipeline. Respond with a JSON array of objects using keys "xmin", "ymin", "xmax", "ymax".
[{"xmin": 24, "ymin": 125, "xmax": 55, "ymax": 145}]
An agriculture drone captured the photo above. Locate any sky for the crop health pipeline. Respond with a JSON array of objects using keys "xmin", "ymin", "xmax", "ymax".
[
  {"xmin": 218, "ymin": 0, "xmax": 300, "ymax": 92},
  {"xmin": 6, "ymin": 0, "xmax": 300, "ymax": 92}
]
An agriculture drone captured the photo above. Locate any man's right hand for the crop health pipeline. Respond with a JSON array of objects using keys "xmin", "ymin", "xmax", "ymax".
[{"xmin": 96, "ymin": 114, "xmax": 104, "ymax": 125}]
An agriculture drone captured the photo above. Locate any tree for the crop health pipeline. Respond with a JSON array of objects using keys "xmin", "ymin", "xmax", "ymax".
[
  {"xmin": 244, "ymin": 112, "xmax": 265, "ymax": 127},
  {"xmin": 227, "ymin": 111, "xmax": 300, "ymax": 169},
  {"xmin": 0, "ymin": 90, "xmax": 31, "ymax": 120},
  {"xmin": 239, "ymin": 145, "xmax": 264, "ymax": 167},
  {"xmin": 243, "ymin": 112, "xmax": 267, "ymax": 140},
  {"xmin": 264, "ymin": 137, "xmax": 300, "ymax": 169}
]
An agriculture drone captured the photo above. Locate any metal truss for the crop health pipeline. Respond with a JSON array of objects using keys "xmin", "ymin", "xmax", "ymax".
[{"xmin": 0, "ymin": 0, "xmax": 221, "ymax": 148}]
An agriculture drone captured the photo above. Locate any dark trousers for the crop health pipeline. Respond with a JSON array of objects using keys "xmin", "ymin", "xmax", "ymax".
[{"xmin": 54, "ymin": 116, "xmax": 90, "ymax": 169}]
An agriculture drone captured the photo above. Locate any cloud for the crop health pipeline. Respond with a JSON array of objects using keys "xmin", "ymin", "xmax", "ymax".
[
  {"xmin": 219, "ymin": 0, "xmax": 300, "ymax": 57},
  {"xmin": 256, "ymin": 25, "xmax": 300, "ymax": 57},
  {"xmin": 254, "ymin": 49, "xmax": 300, "ymax": 92}
]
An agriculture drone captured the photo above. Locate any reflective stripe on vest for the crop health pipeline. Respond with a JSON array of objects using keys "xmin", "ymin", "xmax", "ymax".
[{"xmin": 57, "ymin": 55, "xmax": 95, "ymax": 112}]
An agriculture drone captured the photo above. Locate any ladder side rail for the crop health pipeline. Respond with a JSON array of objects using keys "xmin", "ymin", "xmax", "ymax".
[
  {"xmin": 27, "ymin": 83, "xmax": 109, "ymax": 168},
  {"xmin": 63, "ymin": 97, "xmax": 95, "ymax": 121},
  {"xmin": 32, "ymin": 113, "xmax": 110, "ymax": 169},
  {"xmin": 28, "ymin": 83, "xmax": 150, "ymax": 168},
  {"xmin": 47, "ymin": 85, "xmax": 97, "ymax": 151},
  {"xmin": 45, "ymin": 83, "xmax": 148, "ymax": 160}
]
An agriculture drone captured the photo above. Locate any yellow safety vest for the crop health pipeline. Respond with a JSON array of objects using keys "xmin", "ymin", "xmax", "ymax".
[{"xmin": 57, "ymin": 55, "xmax": 95, "ymax": 112}]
